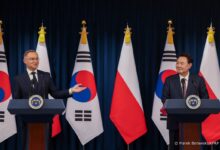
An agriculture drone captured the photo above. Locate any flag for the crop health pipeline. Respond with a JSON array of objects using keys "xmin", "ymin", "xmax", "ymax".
[
  {"xmin": 65, "ymin": 21, "xmax": 103, "ymax": 145},
  {"xmin": 200, "ymin": 24, "xmax": 220, "ymax": 142},
  {"xmin": 151, "ymin": 21, "xmax": 177, "ymax": 145},
  {"xmin": 36, "ymin": 24, "xmax": 61, "ymax": 137},
  {"xmin": 0, "ymin": 22, "xmax": 17, "ymax": 142},
  {"xmin": 110, "ymin": 25, "xmax": 147, "ymax": 144}
]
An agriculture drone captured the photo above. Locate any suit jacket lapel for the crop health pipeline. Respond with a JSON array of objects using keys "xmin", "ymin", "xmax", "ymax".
[
  {"xmin": 186, "ymin": 75, "xmax": 193, "ymax": 97},
  {"xmin": 37, "ymin": 70, "xmax": 43, "ymax": 96},
  {"xmin": 175, "ymin": 75, "xmax": 184, "ymax": 98},
  {"xmin": 22, "ymin": 71, "xmax": 32, "ymax": 97}
]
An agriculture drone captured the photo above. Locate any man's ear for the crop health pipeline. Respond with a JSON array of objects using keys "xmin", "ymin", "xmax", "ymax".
[
  {"xmin": 188, "ymin": 63, "xmax": 192, "ymax": 69},
  {"xmin": 23, "ymin": 58, "xmax": 26, "ymax": 65}
]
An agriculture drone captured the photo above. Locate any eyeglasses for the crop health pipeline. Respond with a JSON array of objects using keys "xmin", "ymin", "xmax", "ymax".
[{"xmin": 26, "ymin": 58, "xmax": 39, "ymax": 61}]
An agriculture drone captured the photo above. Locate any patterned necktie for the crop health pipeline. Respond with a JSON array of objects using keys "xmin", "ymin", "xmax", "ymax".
[
  {"xmin": 31, "ymin": 72, "xmax": 38, "ymax": 89},
  {"xmin": 181, "ymin": 78, "xmax": 186, "ymax": 98}
]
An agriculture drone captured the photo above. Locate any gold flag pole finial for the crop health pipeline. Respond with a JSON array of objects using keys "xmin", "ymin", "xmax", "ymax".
[
  {"xmin": 0, "ymin": 20, "xmax": 3, "ymax": 45},
  {"xmin": 207, "ymin": 23, "xmax": 215, "ymax": 43},
  {"xmin": 80, "ymin": 20, "xmax": 88, "ymax": 44},
  {"xmin": 124, "ymin": 24, "xmax": 131, "ymax": 44},
  {"xmin": 167, "ymin": 20, "xmax": 174, "ymax": 44},
  {"xmin": 38, "ymin": 22, "xmax": 46, "ymax": 43}
]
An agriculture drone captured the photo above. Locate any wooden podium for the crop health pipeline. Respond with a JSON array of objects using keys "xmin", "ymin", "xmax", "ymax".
[
  {"xmin": 8, "ymin": 99, "xmax": 65, "ymax": 150},
  {"xmin": 164, "ymin": 99, "xmax": 220, "ymax": 150}
]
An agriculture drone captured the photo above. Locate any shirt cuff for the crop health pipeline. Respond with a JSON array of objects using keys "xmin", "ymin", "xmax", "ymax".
[{"xmin": 69, "ymin": 88, "xmax": 73, "ymax": 95}]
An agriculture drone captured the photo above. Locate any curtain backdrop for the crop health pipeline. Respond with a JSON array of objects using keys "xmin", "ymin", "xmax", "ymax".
[{"xmin": 0, "ymin": 0, "xmax": 220, "ymax": 149}]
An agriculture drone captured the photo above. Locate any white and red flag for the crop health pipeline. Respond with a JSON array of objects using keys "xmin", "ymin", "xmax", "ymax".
[
  {"xmin": 110, "ymin": 25, "xmax": 147, "ymax": 144},
  {"xmin": 36, "ymin": 24, "xmax": 61, "ymax": 137},
  {"xmin": 200, "ymin": 24, "xmax": 220, "ymax": 142}
]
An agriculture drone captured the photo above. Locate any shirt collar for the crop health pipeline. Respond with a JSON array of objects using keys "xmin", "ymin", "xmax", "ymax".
[
  {"xmin": 26, "ymin": 68, "xmax": 37, "ymax": 75},
  {"xmin": 179, "ymin": 72, "xmax": 189, "ymax": 81}
]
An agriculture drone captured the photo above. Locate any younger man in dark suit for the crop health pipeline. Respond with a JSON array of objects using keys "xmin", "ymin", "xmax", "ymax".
[{"xmin": 162, "ymin": 53, "xmax": 209, "ymax": 150}]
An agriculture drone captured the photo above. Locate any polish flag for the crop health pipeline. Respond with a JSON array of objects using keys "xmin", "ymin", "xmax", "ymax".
[
  {"xmin": 36, "ymin": 24, "xmax": 61, "ymax": 137},
  {"xmin": 110, "ymin": 25, "xmax": 147, "ymax": 144},
  {"xmin": 200, "ymin": 24, "xmax": 220, "ymax": 142}
]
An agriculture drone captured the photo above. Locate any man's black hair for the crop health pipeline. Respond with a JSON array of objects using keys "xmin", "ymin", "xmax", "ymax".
[{"xmin": 178, "ymin": 53, "xmax": 193, "ymax": 64}]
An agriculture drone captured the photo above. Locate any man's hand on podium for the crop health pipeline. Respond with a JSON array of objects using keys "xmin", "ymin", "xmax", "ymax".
[{"xmin": 69, "ymin": 84, "xmax": 86, "ymax": 94}]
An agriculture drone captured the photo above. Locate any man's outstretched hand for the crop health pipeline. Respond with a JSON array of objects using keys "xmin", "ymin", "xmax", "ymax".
[{"xmin": 70, "ymin": 84, "xmax": 86, "ymax": 93}]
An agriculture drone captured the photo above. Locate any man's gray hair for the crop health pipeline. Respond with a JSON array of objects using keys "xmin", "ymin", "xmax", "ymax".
[{"xmin": 23, "ymin": 50, "xmax": 37, "ymax": 58}]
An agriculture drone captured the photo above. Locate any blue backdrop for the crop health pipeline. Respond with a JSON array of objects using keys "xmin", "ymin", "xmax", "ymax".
[{"xmin": 0, "ymin": 0, "xmax": 220, "ymax": 149}]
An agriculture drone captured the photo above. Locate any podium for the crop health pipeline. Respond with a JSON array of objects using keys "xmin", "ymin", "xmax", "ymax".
[
  {"xmin": 164, "ymin": 99, "xmax": 220, "ymax": 150},
  {"xmin": 8, "ymin": 99, "xmax": 65, "ymax": 150}
]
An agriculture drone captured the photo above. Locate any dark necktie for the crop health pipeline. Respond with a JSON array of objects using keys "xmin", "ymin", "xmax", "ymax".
[
  {"xmin": 181, "ymin": 78, "xmax": 186, "ymax": 98},
  {"xmin": 31, "ymin": 72, "xmax": 38, "ymax": 89}
]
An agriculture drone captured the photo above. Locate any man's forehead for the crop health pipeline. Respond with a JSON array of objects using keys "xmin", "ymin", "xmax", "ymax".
[
  {"xmin": 177, "ymin": 57, "xmax": 187, "ymax": 61},
  {"xmin": 26, "ymin": 52, "xmax": 38, "ymax": 57}
]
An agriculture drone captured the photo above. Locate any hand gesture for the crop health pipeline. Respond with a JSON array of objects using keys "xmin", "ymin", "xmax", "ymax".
[{"xmin": 70, "ymin": 83, "xmax": 86, "ymax": 93}]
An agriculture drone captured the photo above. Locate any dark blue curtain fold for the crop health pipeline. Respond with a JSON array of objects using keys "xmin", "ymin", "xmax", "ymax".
[{"xmin": 1, "ymin": 0, "xmax": 220, "ymax": 149}]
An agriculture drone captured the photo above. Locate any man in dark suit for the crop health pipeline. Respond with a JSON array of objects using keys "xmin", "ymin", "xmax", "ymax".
[
  {"xmin": 13, "ymin": 50, "xmax": 86, "ymax": 150},
  {"xmin": 162, "ymin": 53, "xmax": 209, "ymax": 150},
  {"xmin": 14, "ymin": 50, "xmax": 85, "ymax": 99}
]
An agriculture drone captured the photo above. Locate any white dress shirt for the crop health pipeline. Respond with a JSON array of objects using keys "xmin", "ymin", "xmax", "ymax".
[
  {"xmin": 26, "ymin": 68, "xmax": 38, "ymax": 82},
  {"xmin": 179, "ymin": 72, "xmax": 189, "ymax": 91}
]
